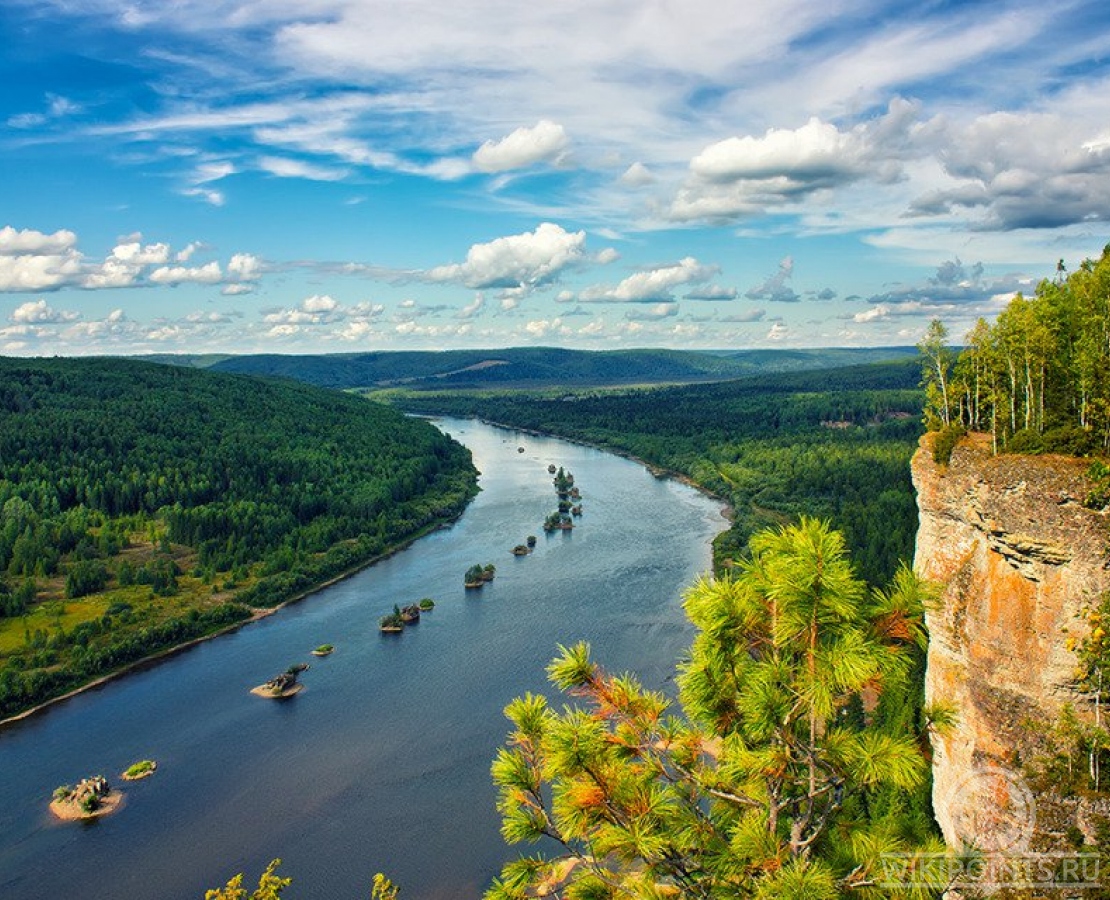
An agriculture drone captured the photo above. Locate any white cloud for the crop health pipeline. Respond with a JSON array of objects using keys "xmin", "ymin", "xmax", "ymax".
[
  {"xmin": 853, "ymin": 304, "xmax": 890, "ymax": 323},
  {"xmin": 10, "ymin": 299, "xmax": 80, "ymax": 324},
  {"xmin": 472, "ymin": 120, "xmax": 569, "ymax": 173},
  {"xmin": 745, "ymin": 256, "xmax": 800, "ymax": 303},
  {"xmin": 149, "ymin": 262, "xmax": 224, "ymax": 285},
  {"xmin": 182, "ymin": 187, "xmax": 226, "ymax": 206},
  {"xmin": 684, "ymin": 284, "xmax": 737, "ymax": 301},
  {"xmin": 302, "ymin": 294, "xmax": 340, "ymax": 313},
  {"xmin": 259, "ymin": 156, "xmax": 349, "ymax": 181},
  {"xmin": 523, "ymin": 317, "xmax": 565, "ymax": 338},
  {"xmin": 580, "ymin": 257, "xmax": 717, "ymax": 303},
  {"xmin": 692, "ymin": 118, "xmax": 865, "ymax": 183},
  {"xmin": 0, "ymin": 226, "xmax": 78, "ymax": 255},
  {"xmin": 672, "ymin": 100, "xmax": 919, "ymax": 223},
  {"xmin": 767, "ymin": 322, "xmax": 789, "ymax": 341},
  {"xmin": 456, "ymin": 294, "xmax": 485, "ymax": 319},
  {"xmin": 176, "ymin": 242, "xmax": 203, "ymax": 262},
  {"xmin": 0, "ymin": 251, "xmax": 83, "ymax": 292},
  {"xmin": 624, "ymin": 302, "xmax": 678, "ymax": 321},
  {"xmin": 619, "ymin": 162, "xmax": 654, "ymax": 186},
  {"xmin": 227, "ymin": 253, "xmax": 263, "ymax": 281},
  {"xmin": 427, "ymin": 222, "xmax": 587, "ymax": 292}
]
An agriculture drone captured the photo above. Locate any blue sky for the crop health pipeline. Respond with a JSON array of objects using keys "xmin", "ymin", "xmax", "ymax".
[{"xmin": 2, "ymin": 0, "xmax": 1110, "ymax": 355}]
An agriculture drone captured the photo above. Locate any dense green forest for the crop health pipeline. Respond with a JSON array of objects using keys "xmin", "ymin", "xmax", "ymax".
[
  {"xmin": 923, "ymin": 245, "xmax": 1110, "ymax": 454},
  {"xmin": 191, "ymin": 345, "xmax": 918, "ymax": 391},
  {"xmin": 0, "ymin": 357, "xmax": 477, "ymax": 718},
  {"xmin": 389, "ymin": 359, "xmax": 924, "ymax": 586}
]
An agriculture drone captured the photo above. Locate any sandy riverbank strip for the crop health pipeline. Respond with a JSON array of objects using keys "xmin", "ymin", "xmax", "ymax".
[{"xmin": 49, "ymin": 791, "xmax": 124, "ymax": 821}]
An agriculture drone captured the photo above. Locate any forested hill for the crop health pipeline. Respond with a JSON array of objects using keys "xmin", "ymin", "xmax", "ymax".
[
  {"xmin": 0, "ymin": 357, "xmax": 477, "ymax": 718},
  {"xmin": 191, "ymin": 346, "xmax": 918, "ymax": 390},
  {"xmin": 393, "ymin": 359, "xmax": 924, "ymax": 586}
]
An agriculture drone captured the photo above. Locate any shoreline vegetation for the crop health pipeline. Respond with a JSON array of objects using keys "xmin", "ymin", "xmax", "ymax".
[
  {"xmin": 0, "ymin": 511, "xmax": 467, "ymax": 727},
  {"xmin": 402, "ymin": 361, "xmax": 923, "ymax": 586},
  {"xmin": 0, "ymin": 357, "xmax": 480, "ymax": 725}
]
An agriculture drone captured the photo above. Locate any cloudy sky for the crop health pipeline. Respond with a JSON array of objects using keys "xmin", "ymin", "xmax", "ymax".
[{"xmin": 3, "ymin": 0, "xmax": 1110, "ymax": 355}]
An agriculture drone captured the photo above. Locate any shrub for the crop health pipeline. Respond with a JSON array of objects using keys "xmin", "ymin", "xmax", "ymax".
[
  {"xmin": 1006, "ymin": 428, "xmax": 1045, "ymax": 454},
  {"xmin": 931, "ymin": 425, "xmax": 966, "ymax": 465}
]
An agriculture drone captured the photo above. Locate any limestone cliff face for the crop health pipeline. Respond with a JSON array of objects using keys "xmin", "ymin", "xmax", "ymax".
[{"xmin": 912, "ymin": 433, "xmax": 1110, "ymax": 849}]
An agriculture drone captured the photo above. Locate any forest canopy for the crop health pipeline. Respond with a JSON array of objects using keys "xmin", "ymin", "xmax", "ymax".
[
  {"xmin": 922, "ymin": 245, "xmax": 1110, "ymax": 454},
  {"xmin": 390, "ymin": 360, "xmax": 924, "ymax": 586},
  {"xmin": 0, "ymin": 357, "xmax": 477, "ymax": 717}
]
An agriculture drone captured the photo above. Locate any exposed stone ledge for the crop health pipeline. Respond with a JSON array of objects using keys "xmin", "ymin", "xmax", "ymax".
[{"xmin": 913, "ymin": 432, "xmax": 1110, "ymax": 854}]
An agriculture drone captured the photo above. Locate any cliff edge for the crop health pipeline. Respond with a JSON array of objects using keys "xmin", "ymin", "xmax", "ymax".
[{"xmin": 912, "ymin": 432, "xmax": 1110, "ymax": 850}]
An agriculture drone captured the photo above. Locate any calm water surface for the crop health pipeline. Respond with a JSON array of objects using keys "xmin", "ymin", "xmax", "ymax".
[{"xmin": 0, "ymin": 419, "xmax": 724, "ymax": 899}]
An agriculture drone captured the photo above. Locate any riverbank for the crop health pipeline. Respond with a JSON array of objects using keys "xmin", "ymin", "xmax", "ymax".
[
  {"xmin": 0, "ymin": 416, "xmax": 729, "ymax": 900},
  {"xmin": 456, "ymin": 416, "xmax": 736, "ymax": 533},
  {"xmin": 0, "ymin": 507, "xmax": 471, "ymax": 728}
]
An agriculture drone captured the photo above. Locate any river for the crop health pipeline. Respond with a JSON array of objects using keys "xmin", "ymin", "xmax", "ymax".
[{"xmin": 0, "ymin": 418, "xmax": 725, "ymax": 899}]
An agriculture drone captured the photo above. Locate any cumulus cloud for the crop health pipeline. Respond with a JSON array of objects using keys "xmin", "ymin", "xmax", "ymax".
[
  {"xmin": 0, "ymin": 227, "xmax": 266, "ymax": 294},
  {"xmin": 0, "ymin": 226, "xmax": 83, "ymax": 291},
  {"xmin": 263, "ymin": 295, "xmax": 385, "ymax": 329},
  {"xmin": 176, "ymin": 241, "xmax": 203, "ymax": 262},
  {"xmin": 523, "ymin": 317, "xmax": 566, "ymax": 338},
  {"xmin": 9, "ymin": 299, "xmax": 80, "ymax": 324},
  {"xmin": 456, "ymin": 293, "xmax": 485, "ymax": 319},
  {"xmin": 745, "ymin": 257, "xmax": 800, "ymax": 303},
  {"xmin": 0, "ymin": 226, "xmax": 78, "ymax": 255},
  {"xmin": 619, "ymin": 162, "xmax": 654, "ymax": 186},
  {"xmin": 472, "ymin": 120, "xmax": 569, "ymax": 173},
  {"xmin": 907, "ymin": 110, "xmax": 1110, "ymax": 230},
  {"xmin": 853, "ymin": 304, "xmax": 890, "ymax": 323},
  {"xmin": 684, "ymin": 284, "xmax": 737, "ymax": 301},
  {"xmin": 82, "ymin": 239, "xmax": 173, "ymax": 289},
  {"xmin": 624, "ymin": 302, "xmax": 679, "ymax": 321},
  {"xmin": 426, "ymin": 223, "xmax": 586, "ymax": 293},
  {"xmin": 866, "ymin": 258, "xmax": 1029, "ymax": 309},
  {"xmin": 766, "ymin": 322, "xmax": 789, "ymax": 341},
  {"xmin": 149, "ymin": 261, "xmax": 224, "ymax": 286},
  {"xmin": 671, "ymin": 100, "xmax": 918, "ymax": 223},
  {"xmin": 227, "ymin": 253, "xmax": 263, "ymax": 281},
  {"xmin": 580, "ymin": 257, "xmax": 718, "ymax": 303}
]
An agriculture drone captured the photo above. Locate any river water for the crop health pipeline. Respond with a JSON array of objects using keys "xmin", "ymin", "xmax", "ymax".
[{"xmin": 0, "ymin": 419, "xmax": 725, "ymax": 900}]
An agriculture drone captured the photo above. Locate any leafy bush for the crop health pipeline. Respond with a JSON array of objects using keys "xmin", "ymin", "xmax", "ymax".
[
  {"xmin": 1006, "ymin": 428, "xmax": 1045, "ymax": 454},
  {"xmin": 931, "ymin": 425, "xmax": 967, "ymax": 465}
]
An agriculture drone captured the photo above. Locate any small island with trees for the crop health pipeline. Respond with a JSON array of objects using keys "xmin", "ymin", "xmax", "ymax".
[
  {"xmin": 50, "ymin": 775, "xmax": 122, "ymax": 821},
  {"xmin": 121, "ymin": 759, "xmax": 157, "ymax": 781},
  {"xmin": 379, "ymin": 606, "xmax": 404, "ymax": 634},
  {"xmin": 464, "ymin": 563, "xmax": 496, "ymax": 589},
  {"xmin": 542, "ymin": 466, "xmax": 582, "ymax": 531},
  {"xmin": 251, "ymin": 663, "xmax": 308, "ymax": 698}
]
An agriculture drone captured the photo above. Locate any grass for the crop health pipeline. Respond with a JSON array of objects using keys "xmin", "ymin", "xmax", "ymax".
[{"xmin": 0, "ymin": 527, "xmax": 245, "ymax": 661}]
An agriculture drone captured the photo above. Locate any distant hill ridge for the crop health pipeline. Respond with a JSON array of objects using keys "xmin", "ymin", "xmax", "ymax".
[{"xmin": 141, "ymin": 346, "xmax": 918, "ymax": 390}]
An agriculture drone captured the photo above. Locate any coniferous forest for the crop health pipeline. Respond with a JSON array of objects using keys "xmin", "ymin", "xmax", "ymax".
[
  {"xmin": 389, "ymin": 359, "xmax": 924, "ymax": 587},
  {"xmin": 0, "ymin": 357, "xmax": 478, "ymax": 718}
]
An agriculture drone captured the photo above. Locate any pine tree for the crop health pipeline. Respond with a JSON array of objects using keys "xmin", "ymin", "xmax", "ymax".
[{"xmin": 487, "ymin": 519, "xmax": 946, "ymax": 899}]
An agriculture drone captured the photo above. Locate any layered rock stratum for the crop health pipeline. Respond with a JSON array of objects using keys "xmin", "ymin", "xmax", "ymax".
[{"xmin": 913, "ymin": 432, "xmax": 1110, "ymax": 852}]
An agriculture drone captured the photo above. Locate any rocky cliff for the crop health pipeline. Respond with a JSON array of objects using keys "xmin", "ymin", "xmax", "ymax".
[{"xmin": 912, "ymin": 432, "xmax": 1110, "ymax": 852}]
